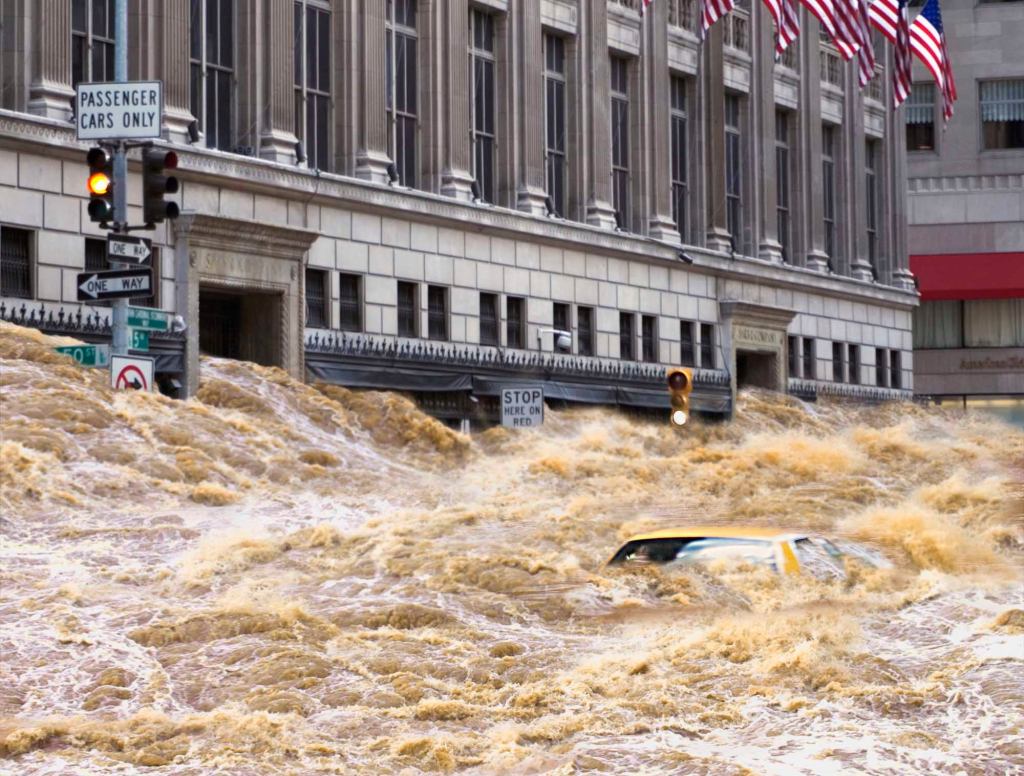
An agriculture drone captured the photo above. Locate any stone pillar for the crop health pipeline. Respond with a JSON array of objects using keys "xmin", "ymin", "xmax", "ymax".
[
  {"xmin": 755, "ymin": 4, "xmax": 783, "ymax": 263},
  {"xmin": 645, "ymin": 0, "xmax": 680, "ymax": 243},
  {"xmin": 28, "ymin": 0, "xmax": 73, "ymax": 120},
  {"xmin": 800, "ymin": 15, "xmax": 828, "ymax": 272},
  {"xmin": 261, "ymin": 0, "xmax": 298, "ymax": 163},
  {"xmin": 353, "ymin": 0, "xmax": 390, "ymax": 183},
  {"xmin": 235, "ymin": 0, "xmax": 261, "ymax": 153},
  {"xmin": 2, "ymin": 0, "xmax": 29, "ymax": 112},
  {"xmin": 583, "ymin": 0, "xmax": 617, "ymax": 229},
  {"xmin": 888, "ymin": 67, "xmax": 914, "ymax": 292},
  {"xmin": 704, "ymin": 23, "xmax": 731, "ymax": 252},
  {"xmin": 516, "ymin": 0, "xmax": 547, "ymax": 215},
  {"xmin": 136, "ymin": 0, "xmax": 193, "ymax": 143},
  {"xmin": 440, "ymin": 1, "xmax": 473, "ymax": 200},
  {"xmin": 419, "ymin": 0, "xmax": 443, "ymax": 193},
  {"xmin": 847, "ymin": 70, "xmax": 873, "ymax": 281}
]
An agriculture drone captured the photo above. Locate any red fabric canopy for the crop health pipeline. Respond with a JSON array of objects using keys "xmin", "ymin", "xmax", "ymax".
[{"xmin": 910, "ymin": 252, "xmax": 1024, "ymax": 301}]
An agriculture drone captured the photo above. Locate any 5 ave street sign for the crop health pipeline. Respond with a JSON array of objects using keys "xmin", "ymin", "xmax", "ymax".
[
  {"xmin": 126, "ymin": 307, "xmax": 170, "ymax": 331},
  {"xmin": 129, "ymin": 329, "xmax": 150, "ymax": 351},
  {"xmin": 53, "ymin": 343, "xmax": 111, "ymax": 368},
  {"xmin": 75, "ymin": 81, "xmax": 164, "ymax": 140},
  {"xmin": 501, "ymin": 387, "xmax": 545, "ymax": 429},
  {"xmin": 78, "ymin": 269, "xmax": 152, "ymax": 301},
  {"xmin": 107, "ymin": 234, "xmax": 152, "ymax": 264}
]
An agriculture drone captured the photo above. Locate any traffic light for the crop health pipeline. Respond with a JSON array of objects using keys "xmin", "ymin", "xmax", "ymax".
[
  {"xmin": 86, "ymin": 147, "xmax": 114, "ymax": 223},
  {"xmin": 142, "ymin": 148, "xmax": 180, "ymax": 225},
  {"xmin": 667, "ymin": 367, "xmax": 693, "ymax": 427}
]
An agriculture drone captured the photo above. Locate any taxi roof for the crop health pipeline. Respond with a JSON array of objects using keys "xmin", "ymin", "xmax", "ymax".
[{"xmin": 622, "ymin": 526, "xmax": 803, "ymax": 543}]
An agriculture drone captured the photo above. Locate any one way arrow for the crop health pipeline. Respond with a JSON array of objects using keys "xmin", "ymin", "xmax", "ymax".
[{"xmin": 76, "ymin": 268, "xmax": 152, "ymax": 302}]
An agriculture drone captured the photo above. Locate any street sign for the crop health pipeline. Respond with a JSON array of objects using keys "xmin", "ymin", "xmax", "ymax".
[
  {"xmin": 54, "ymin": 343, "xmax": 110, "ymax": 368},
  {"xmin": 77, "ymin": 268, "xmax": 152, "ymax": 302},
  {"xmin": 129, "ymin": 329, "xmax": 150, "ymax": 351},
  {"xmin": 75, "ymin": 81, "xmax": 164, "ymax": 140},
  {"xmin": 107, "ymin": 235, "xmax": 152, "ymax": 264},
  {"xmin": 501, "ymin": 387, "xmax": 545, "ymax": 429},
  {"xmin": 111, "ymin": 355, "xmax": 154, "ymax": 392},
  {"xmin": 126, "ymin": 307, "xmax": 170, "ymax": 332}
]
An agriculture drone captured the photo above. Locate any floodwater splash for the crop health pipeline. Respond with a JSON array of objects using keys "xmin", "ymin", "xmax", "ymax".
[{"xmin": 1, "ymin": 322, "xmax": 1022, "ymax": 775}]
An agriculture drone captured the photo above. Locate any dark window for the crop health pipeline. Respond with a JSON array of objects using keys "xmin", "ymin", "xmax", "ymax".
[
  {"xmin": 506, "ymin": 296, "xmax": 525, "ymax": 349},
  {"xmin": 832, "ymin": 341, "xmax": 845, "ymax": 383},
  {"xmin": 776, "ymin": 110, "xmax": 792, "ymax": 262},
  {"xmin": 876, "ymin": 347, "xmax": 888, "ymax": 387},
  {"xmin": 670, "ymin": 76, "xmax": 688, "ymax": 239},
  {"xmin": 84, "ymin": 237, "xmax": 107, "ymax": 272},
  {"xmin": 981, "ymin": 80, "xmax": 1024, "ymax": 150},
  {"xmin": 480, "ymin": 292, "xmax": 499, "ymax": 346},
  {"xmin": 788, "ymin": 335, "xmax": 799, "ymax": 378},
  {"xmin": 305, "ymin": 268, "xmax": 328, "ymax": 328},
  {"xmin": 339, "ymin": 272, "xmax": 362, "ymax": 332},
  {"xmin": 72, "ymin": 0, "xmax": 115, "ymax": 89},
  {"xmin": 1, "ymin": 227, "xmax": 32, "ymax": 299},
  {"xmin": 802, "ymin": 337, "xmax": 816, "ymax": 380},
  {"xmin": 906, "ymin": 82, "xmax": 935, "ymax": 151},
  {"xmin": 470, "ymin": 10, "xmax": 496, "ymax": 203},
  {"xmin": 619, "ymin": 312, "xmax": 635, "ymax": 361},
  {"xmin": 849, "ymin": 344, "xmax": 860, "ymax": 385},
  {"xmin": 427, "ymin": 285, "xmax": 448, "ymax": 341},
  {"xmin": 553, "ymin": 302, "xmax": 570, "ymax": 334},
  {"xmin": 822, "ymin": 124, "xmax": 837, "ymax": 262},
  {"xmin": 700, "ymin": 323, "xmax": 714, "ymax": 369},
  {"xmin": 295, "ymin": 2, "xmax": 332, "ymax": 171},
  {"xmin": 387, "ymin": 0, "xmax": 418, "ymax": 185},
  {"xmin": 544, "ymin": 34, "xmax": 567, "ymax": 218},
  {"xmin": 130, "ymin": 247, "xmax": 159, "ymax": 308},
  {"xmin": 577, "ymin": 306, "xmax": 594, "ymax": 356},
  {"xmin": 680, "ymin": 321, "xmax": 695, "ymax": 366},
  {"xmin": 190, "ymin": 0, "xmax": 234, "ymax": 151},
  {"xmin": 725, "ymin": 94, "xmax": 743, "ymax": 251},
  {"xmin": 397, "ymin": 281, "xmax": 418, "ymax": 337},
  {"xmin": 866, "ymin": 140, "xmax": 879, "ymax": 268},
  {"xmin": 641, "ymin": 315, "xmax": 657, "ymax": 363},
  {"xmin": 890, "ymin": 350, "xmax": 902, "ymax": 389},
  {"xmin": 611, "ymin": 56, "xmax": 630, "ymax": 230}
]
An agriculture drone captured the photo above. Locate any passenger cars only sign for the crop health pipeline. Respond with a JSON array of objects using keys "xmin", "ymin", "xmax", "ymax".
[
  {"xmin": 501, "ymin": 387, "xmax": 544, "ymax": 429},
  {"xmin": 76, "ymin": 81, "xmax": 164, "ymax": 140}
]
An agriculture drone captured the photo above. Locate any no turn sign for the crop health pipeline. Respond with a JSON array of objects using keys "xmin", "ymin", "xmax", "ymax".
[{"xmin": 111, "ymin": 355, "xmax": 154, "ymax": 392}]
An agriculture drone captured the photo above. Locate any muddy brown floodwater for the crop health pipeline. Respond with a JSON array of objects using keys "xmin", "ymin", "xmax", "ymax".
[{"xmin": 1, "ymin": 321, "xmax": 1022, "ymax": 775}]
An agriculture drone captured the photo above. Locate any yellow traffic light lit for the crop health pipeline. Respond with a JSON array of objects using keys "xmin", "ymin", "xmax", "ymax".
[
  {"xmin": 667, "ymin": 367, "xmax": 693, "ymax": 427},
  {"xmin": 87, "ymin": 171, "xmax": 111, "ymax": 196}
]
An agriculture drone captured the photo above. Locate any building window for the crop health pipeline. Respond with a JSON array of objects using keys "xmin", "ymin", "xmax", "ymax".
[
  {"xmin": 849, "ymin": 344, "xmax": 860, "ymax": 385},
  {"xmin": 670, "ymin": 75, "xmax": 688, "ymax": 240},
  {"xmin": 386, "ymin": 0, "xmax": 417, "ymax": 185},
  {"xmin": 295, "ymin": 1, "xmax": 331, "ymax": 171},
  {"xmin": 544, "ymin": 34, "xmax": 567, "ymax": 218},
  {"xmin": 553, "ymin": 302, "xmax": 570, "ymax": 335},
  {"xmin": 470, "ymin": 9, "xmax": 496, "ymax": 203},
  {"xmin": 397, "ymin": 281, "xmax": 418, "ymax": 337},
  {"xmin": 480, "ymin": 293, "xmax": 499, "ymax": 346},
  {"xmin": 506, "ymin": 296, "xmax": 525, "ymax": 349},
  {"xmin": 788, "ymin": 335, "xmax": 799, "ymax": 378},
  {"xmin": 1, "ymin": 227, "xmax": 32, "ymax": 299},
  {"xmin": 131, "ymin": 247, "xmax": 159, "ymax": 308},
  {"xmin": 776, "ymin": 110, "xmax": 792, "ymax": 262},
  {"xmin": 339, "ymin": 272, "xmax": 362, "ymax": 332},
  {"xmin": 680, "ymin": 320, "xmax": 695, "ymax": 366},
  {"xmin": 577, "ymin": 306, "xmax": 594, "ymax": 356},
  {"xmin": 190, "ymin": 0, "xmax": 234, "ymax": 152},
  {"xmin": 305, "ymin": 268, "xmax": 328, "ymax": 328},
  {"xmin": 980, "ymin": 80, "xmax": 1024, "ymax": 150},
  {"xmin": 802, "ymin": 337, "xmax": 815, "ymax": 380},
  {"xmin": 822, "ymin": 124, "xmax": 837, "ymax": 263},
  {"xmin": 619, "ymin": 312, "xmax": 635, "ymax": 361},
  {"xmin": 832, "ymin": 341, "xmax": 845, "ymax": 383},
  {"xmin": 906, "ymin": 83, "xmax": 936, "ymax": 151},
  {"xmin": 72, "ymin": 0, "xmax": 115, "ymax": 89},
  {"xmin": 85, "ymin": 236, "xmax": 107, "ymax": 272},
  {"xmin": 725, "ymin": 94, "xmax": 743, "ymax": 251},
  {"xmin": 866, "ymin": 140, "xmax": 879, "ymax": 269},
  {"xmin": 876, "ymin": 348, "xmax": 888, "ymax": 387},
  {"xmin": 890, "ymin": 350, "xmax": 902, "ymax": 389},
  {"xmin": 641, "ymin": 315, "xmax": 657, "ymax": 363},
  {"xmin": 611, "ymin": 56, "xmax": 630, "ymax": 231},
  {"xmin": 427, "ymin": 285, "xmax": 448, "ymax": 341},
  {"xmin": 700, "ymin": 323, "xmax": 714, "ymax": 369}
]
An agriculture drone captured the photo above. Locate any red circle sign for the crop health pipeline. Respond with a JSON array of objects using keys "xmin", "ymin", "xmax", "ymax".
[{"xmin": 115, "ymin": 364, "xmax": 148, "ymax": 391}]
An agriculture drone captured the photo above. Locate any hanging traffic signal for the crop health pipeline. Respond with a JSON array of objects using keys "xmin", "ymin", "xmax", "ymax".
[
  {"xmin": 667, "ymin": 367, "xmax": 693, "ymax": 427},
  {"xmin": 86, "ymin": 147, "xmax": 114, "ymax": 223},
  {"xmin": 142, "ymin": 147, "xmax": 180, "ymax": 225}
]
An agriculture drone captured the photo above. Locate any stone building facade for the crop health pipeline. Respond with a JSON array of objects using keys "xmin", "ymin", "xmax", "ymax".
[{"xmin": 0, "ymin": 0, "xmax": 916, "ymax": 420}]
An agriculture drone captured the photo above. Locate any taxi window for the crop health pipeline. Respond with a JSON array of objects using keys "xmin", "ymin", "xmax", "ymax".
[
  {"xmin": 794, "ymin": 538, "xmax": 845, "ymax": 579},
  {"xmin": 609, "ymin": 538, "xmax": 689, "ymax": 564}
]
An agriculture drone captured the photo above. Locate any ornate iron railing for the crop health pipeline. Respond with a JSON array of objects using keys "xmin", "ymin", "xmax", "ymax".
[
  {"xmin": 0, "ymin": 300, "xmax": 185, "ymax": 341},
  {"xmin": 789, "ymin": 377, "xmax": 912, "ymax": 402}
]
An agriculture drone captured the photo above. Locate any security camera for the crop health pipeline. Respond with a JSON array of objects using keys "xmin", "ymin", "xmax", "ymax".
[
  {"xmin": 555, "ymin": 331, "xmax": 571, "ymax": 353},
  {"xmin": 171, "ymin": 314, "xmax": 188, "ymax": 334}
]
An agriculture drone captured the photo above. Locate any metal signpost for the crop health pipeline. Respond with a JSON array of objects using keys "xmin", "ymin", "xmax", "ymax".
[
  {"xmin": 77, "ymin": 268, "xmax": 153, "ymax": 301},
  {"xmin": 501, "ymin": 387, "xmax": 545, "ymax": 428}
]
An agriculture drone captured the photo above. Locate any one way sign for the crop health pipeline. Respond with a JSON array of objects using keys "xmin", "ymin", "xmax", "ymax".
[
  {"xmin": 77, "ymin": 268, "xmax": 153, "ymax": 301},
  {"xmin": 107, "ymin": 234, "xmax": 152, "ymax": 264}
]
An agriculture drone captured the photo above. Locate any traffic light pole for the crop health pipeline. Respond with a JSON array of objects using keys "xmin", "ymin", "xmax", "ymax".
[{"xmin": 110, "ymin": 0, "xmax": 129, "ymax": 356}]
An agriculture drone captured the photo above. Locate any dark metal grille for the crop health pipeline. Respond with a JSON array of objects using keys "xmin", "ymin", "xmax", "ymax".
[
  {"xmin": 339, "ymin": 272, "xmax": 361, "ymax": 332},
  {"xmin": 890, "ymin": 351, "xmax": 902, "ymax": 389},
  {"xmin": 641, "ymin": 315, "xmax": 657, "ymax": 363},
  {"xmin": 427, "ymin": 285, "xmax": 447, "ymax": 341},
  {"xmin": 305, "ymin": 268, "xmax": 327, "ymax": 328},
  {"xmin": 700, "ymin": 323, "xmax": 714, "ymax": 369},
  {"xmin": 876, "ymin": 348, "xmax": 888, "ymax": 387},
  {"xmin": 1, "ymin": 227, "xmax": 32, "ymax": 299},
  {"xmin": 553, "ymin": 302, "xmax": 570, "ymax": 335},
  {"xmin": 479, "ymin": 292, "xmax": 499, "ymax": 346},
  {"xmin": 849, "ymin": 344, "xmax": 861, "ymax": 385},
  {"xmin": 832, "ymin": 341, "xmax": 845, "ymax": 383},
  {"xmin": 788, "ymin": 335, "xmax": 799, "ymax": 377},
  {"xmin": 506, "ymin": 296, "xmax": 524, "ymax": 349},
  {"xmin": 577, "ymin": 306, "xmax": 594, "ymax": 357},
  {"xmin": 397, "ymin": 281, "xmax": 418, "ymax": 337},
  {"xmin": 619, "ymin": 312, "xmax": 635, "ymax": 361},
  {"xmin": 680, "ymin": 320, "xmax": 695, "ymax": 366},
  {"xmin": 803, "ymin": 337, "xmax": 816, "ymax": 380}
]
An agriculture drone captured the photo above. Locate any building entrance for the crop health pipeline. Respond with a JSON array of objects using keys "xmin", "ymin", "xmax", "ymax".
[
  {"xmin": 198, "ymin": 286, "xmax": 283, "ymax": 367},
  {"xmin": 736, "ymin": 350, "xmax": 778, "ymax": 390}
]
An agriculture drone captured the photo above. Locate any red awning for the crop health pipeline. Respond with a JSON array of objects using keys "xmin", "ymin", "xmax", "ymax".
[{"xmin": 910, "ymin": 252, "xmax": 1024, "ymax": 301}]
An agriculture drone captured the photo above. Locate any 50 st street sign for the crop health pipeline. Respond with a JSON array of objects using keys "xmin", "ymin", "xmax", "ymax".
[{"xmin": 77, "ymin": 269, "xmax": 152, "ymax": 301}]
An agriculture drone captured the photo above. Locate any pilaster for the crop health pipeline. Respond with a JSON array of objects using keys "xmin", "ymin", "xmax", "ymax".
[
  {"xmin": 1, "ymin": 0, "xmax": 29, "ymax": 112},
  {"xmin": 848, "ymin": 73, "xmax": 873, "ymax": 281},
  {"xmin": 516, "ymin": 0, "xmax": 547, "ymax": 215},
  {"xmin": 440, "ymin": 1, "xmax": 473, "ymax": 200},
  {"xmin": 27, "ymin": 0, "xmax": 74, "ymax": 121},
  {"xmin": 584, "ymin": 0, "xmax": 617, "ymax": 230},
  {"xmin": 801, "ymin": 18, "xmax": 828, "ymax": 273},
  {"xmin": 755, "ymin": 4, "xmax": 783, "ymax": 263},
  {"xmin": 354, "ymin": 0, "xmax": 390, "ymax": 183},
  {"xmin": 260, "ymin": 0, "xmax": 298, "ymax": 164},
  {"xmin": 704, "ymin": 23, "xmax": 731, "ymax": 252},
  {"xmin": 645, "ymin": 0, "xmax": 680, "ymax": 244}
]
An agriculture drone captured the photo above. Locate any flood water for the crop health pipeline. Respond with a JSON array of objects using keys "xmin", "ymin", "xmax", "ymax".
[{"xmin": 1, "ymin": 321, "xmax": 1022, "ymax": 775}]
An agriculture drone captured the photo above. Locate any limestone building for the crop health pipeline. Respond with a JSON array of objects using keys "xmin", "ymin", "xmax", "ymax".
[{"xmin": 0, "ymin": 0, "xmax": 916, "ymax": 422}]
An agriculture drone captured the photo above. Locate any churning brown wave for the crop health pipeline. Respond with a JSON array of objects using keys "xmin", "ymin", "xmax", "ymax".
[{"xmin": 1, "ymin": 321, "xmax": 1022, "ymax": 775}]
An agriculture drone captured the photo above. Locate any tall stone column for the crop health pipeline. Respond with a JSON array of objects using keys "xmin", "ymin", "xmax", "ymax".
[
  {"xmin": 153, "ymin": 0, "xmax": 193, "ymax": 143},
  {"xmin": 800, "ymin": 14, "xmax": 828, "ymax": 272},
  {"xmin": 516, "ymin": 0, "xmax": 547, "ymax": 215},
  {"xmin": 1, "ymin": 0, "xmax": 28, "ymax": 112},
  {"xmin": 755, "ymin": 4, "xmax": 783, "ymax": 263},
  {"xmin": 260, "ymin": 0, "xmax": 298, "ymax": 163},
  {"xmin": 353, "ymin": 0, "xmax": 390, "ymax": 183},
  {"xmin": 645, "ymin": 0, "xmax": 680, "ymax": 243},
  {"xmin": 440, "ymin": 1, "xmax": 473, "ymax": 200},
  {"xmin": 583, "ymin": 0, "xmax": 617, "ymax": 229},
  {"xmin": 885, "ymin": 49, "xmax": 914, "ymax": 292},
  {"xmin": 704, "ymin": 23, "xmax": 731, "ymax": 252},
  {"xmin": 847, "ymin": 71, "xmax": 873, "ymax": 281},
  {"xmin": 28, "ymin": 0, "xmax": 73, "ymax": 120}
]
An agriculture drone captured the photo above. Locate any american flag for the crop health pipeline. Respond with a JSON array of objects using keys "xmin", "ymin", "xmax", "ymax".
[
  {"xmin": 891, "ymin": 0, "xmax": 913, "ymax": 107},
  {"xmin": 764, "ymin": 0, "xmax": 801, "ymax": 57},
  {"xmin": 910, "ymin": 0, "xmax": 957, "ymax": 121},
  {"xmin": 830, "ymin": 0, "xmax": 868, "ymax": 62},
  {"xmin": 640, "ymin": 0, "xmax": 654, "ymax": 13},
  {"xmin": 800, "ymin": 0, "xmax": 838, "ymax": 43},
  {"xmin": 867, "ymin": 0, "xmax": 900, "ymax": 43},
  {"xmin": 702, "ymin": 0, "xmax": 737, "ymax": 38},
  {"xmin": 854, "ymin": 0, "xmax": 877, "ymax": 88}
]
